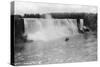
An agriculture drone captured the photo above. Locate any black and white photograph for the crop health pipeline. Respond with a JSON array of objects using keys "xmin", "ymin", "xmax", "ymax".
[{"xmin": 11, "ymin": 1, "xmax": 97, "ymax": 66}]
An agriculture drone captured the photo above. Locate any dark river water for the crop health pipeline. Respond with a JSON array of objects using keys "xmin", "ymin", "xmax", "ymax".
[{"xmin": 14, "ymin": 32, "xmax": 97, "ymax": 65}]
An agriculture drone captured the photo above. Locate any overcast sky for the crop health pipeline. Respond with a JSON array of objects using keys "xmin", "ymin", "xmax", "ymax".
[{"xmin": 14, "ymin": 1, "xmax": 97, "ymax": 15}]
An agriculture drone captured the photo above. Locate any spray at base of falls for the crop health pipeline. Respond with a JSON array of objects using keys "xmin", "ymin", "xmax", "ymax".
[{"xmin": 24, "ymin": 14, "xmax": 79, "ymax": 42}]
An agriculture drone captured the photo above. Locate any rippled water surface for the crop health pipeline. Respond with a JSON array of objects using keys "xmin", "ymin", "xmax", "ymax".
[{"xmin": 15, "ymin": 32, "xmax": 97, "ymax": 65}]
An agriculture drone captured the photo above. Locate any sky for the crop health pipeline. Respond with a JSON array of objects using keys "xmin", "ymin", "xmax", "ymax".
[{"xmin": 13, "ymin": 1, "xmax": 97, "ymax": 15}]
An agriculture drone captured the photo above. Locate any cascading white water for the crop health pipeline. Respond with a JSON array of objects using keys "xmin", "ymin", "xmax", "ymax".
[{"xmin": 24, "ymin": 14, "xmax": 78, "ymax": 42}]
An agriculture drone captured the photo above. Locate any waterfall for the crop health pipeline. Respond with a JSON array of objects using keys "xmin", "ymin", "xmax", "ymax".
[{"xmin": 24, "ymin": 14, "xmax": 78, "ymax": 42}]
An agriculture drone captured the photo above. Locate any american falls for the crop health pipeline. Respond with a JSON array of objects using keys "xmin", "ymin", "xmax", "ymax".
[{"xmin": 23, "ymin": 14, "xmax": 78, "ymax": 42}]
